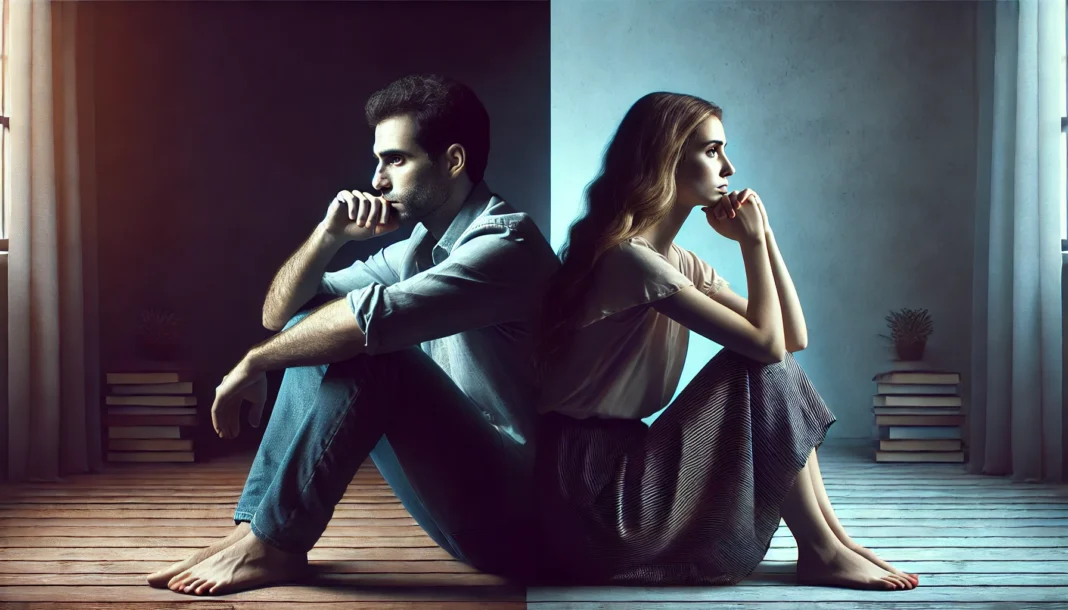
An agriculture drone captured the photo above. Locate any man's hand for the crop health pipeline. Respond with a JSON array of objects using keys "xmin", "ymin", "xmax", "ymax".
[
  {"xmin": 320, "ymin": 190, "xmax": 401, "ymax": 242},
  {"xmin": 211, "ymin": 356, "xmax": 268, "ymax": 440}
]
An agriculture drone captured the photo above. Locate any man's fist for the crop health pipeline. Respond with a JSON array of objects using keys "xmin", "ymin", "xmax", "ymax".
[{"xmin": 321, "ymin": 190, "xmax": 401, "ymax": 241}]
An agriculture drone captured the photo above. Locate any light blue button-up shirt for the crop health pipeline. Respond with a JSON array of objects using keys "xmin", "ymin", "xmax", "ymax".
[{"xmin": 318, "ymin": 181, "xmax": 558, "ymax": 451}]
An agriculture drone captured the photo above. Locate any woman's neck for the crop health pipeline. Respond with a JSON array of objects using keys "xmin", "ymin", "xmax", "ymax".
[{"xmin": 638, "ymin": 201, "xmax": 692, "ymax": 256}]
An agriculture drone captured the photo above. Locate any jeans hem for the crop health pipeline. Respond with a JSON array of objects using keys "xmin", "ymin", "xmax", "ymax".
[
  {"xmin": 233, "ymin": 509, "xmax": 255, "ymax": 524},
  {"xmin": 250, "ymin": 514, "xmax": 309, "ymax": 555}
]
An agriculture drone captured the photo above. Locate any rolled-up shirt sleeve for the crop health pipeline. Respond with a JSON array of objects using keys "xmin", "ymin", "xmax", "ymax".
[
  {"xmin": 346, "ymin": 219, "xmax": 553, "ymax": 355},
  {"xmin": 319, "ymin": 239, "xmax": 406, "ymax": 296}
]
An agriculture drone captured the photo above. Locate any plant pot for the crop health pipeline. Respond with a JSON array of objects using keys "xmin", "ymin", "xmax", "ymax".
[
  {"xmin": 895, "ymin": 341, "xmax": 926, "ymax": 361},
  {"xmin": 137, "ymin": 337, "xmax": 179, "ymax": 362}
]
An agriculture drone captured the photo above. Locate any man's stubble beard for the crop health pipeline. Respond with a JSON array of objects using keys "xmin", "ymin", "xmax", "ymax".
[{"xmin": 394, "ymin": 176, "xmax": 451, "ymax": 225}]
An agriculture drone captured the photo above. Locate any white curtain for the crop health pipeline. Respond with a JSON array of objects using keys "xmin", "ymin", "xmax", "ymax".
[
  {"xmin": 5, "ymin": 0, "xmax": 100, "ymax": 482},
  {"xmin": 970, "ymin": 0, "xmax": 1065, "ymax": 483}
]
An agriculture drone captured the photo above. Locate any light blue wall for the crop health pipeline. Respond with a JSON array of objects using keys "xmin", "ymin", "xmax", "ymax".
[{"xmin": 551, "ymin": 0, "xmax": 978, "ymax": 439}]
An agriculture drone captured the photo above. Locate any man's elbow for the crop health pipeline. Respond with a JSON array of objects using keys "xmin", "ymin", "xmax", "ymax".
[{"xmin": 262, "ymin": 308, "xmax": 288, "ymax": 332}]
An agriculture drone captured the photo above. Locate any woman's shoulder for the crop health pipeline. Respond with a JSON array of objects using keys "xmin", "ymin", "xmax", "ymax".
[
  {"xmin": 604, "ymin": 236, "xmax": 678, "ymax": 272},
  {"xmin": 577, "ymin": 236, "xmax": 695, "ymax": 327},
  {"xmin": 664, "ymin": 241, "xmax": 730, "ymax": 296}
]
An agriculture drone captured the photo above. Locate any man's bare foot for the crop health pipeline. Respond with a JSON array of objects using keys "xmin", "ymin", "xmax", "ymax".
[
  {"xmin": 167, "ymin": 529, "xmax": 308, "ymax": 595},
  {"xmin": 797, "ymin": 542, "xmax": 916, "ymax": 591},
  {"xmin": 146, "ymin": 522, "xmax": 252, "ymax": 589}
]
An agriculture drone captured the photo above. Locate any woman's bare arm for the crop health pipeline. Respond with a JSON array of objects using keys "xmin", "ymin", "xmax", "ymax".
[
  {"xmin": 655, "ymin": 236, "xmax": 785, "ymax": 364},
  {"xmin": 705, "ymin": 232, "xmax": 807, "ymax": 352}
]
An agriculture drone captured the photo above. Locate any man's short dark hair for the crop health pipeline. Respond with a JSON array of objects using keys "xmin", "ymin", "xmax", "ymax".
[{"xmin": 365, "ymin": 74, "xmax": 491, "ymax": 183}]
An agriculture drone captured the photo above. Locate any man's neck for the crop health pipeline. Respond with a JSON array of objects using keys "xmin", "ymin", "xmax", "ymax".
[{"xmin": 423, "ymin": 179, "xmax": 475, "ymax": 240}]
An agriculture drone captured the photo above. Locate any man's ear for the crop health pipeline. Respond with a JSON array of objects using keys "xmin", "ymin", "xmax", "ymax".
[{"xmin": 443, "ymin": 143, "xmax": 467, "ymax": 179}]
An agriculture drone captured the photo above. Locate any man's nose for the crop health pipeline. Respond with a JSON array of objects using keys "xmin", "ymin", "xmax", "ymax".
[{"xmin": 372, "ymin": 171, "xmax": 389, "ymax": 192}]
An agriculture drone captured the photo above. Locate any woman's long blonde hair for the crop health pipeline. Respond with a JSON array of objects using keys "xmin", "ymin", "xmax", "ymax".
[{"xmin": 533, "ymin": 92, "xmax": 723, "ymax": 380}]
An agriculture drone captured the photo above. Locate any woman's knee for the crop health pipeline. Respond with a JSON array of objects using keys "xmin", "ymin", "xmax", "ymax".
[
  {"xmin": 721, "ymin": 348, "xmax": 796, "ymax": 368},
  {"xmin": 711, "ymin": 347, "xmax": 770, "ymax": 368}
]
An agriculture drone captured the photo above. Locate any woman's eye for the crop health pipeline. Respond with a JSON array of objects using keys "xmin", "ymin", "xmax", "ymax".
[{"xmin": 706, "ymin": 148, "xmax": 718, "ymax": 158}]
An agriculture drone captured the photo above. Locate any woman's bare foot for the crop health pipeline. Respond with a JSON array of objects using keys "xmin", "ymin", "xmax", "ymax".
[
  {"xmin": 167, "ymin": 529, "xmax": 308, "ymax": 595},
  {"xmin": 806, "ymin": 450, "xmax": 919, "ymax": 585},
  {"xmin": 842, "ymin": 538, "xmax": 918, "ymax": 585},
  {"xmin": 796, "ymin": 541, "xmax": 916, "ymax": 591},
  {"xmin": 146, "ymin": 522, "xmax": 252, "ymax": 588}
]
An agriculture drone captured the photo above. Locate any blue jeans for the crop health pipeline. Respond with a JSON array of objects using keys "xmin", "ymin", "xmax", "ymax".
[{"xmin": 233, "ymin": 312, "xmax": 536, "ymax": 579}]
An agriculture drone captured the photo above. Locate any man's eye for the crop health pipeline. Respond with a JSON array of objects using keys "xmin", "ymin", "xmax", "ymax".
[{"xmin": 389, "ymin": 156, "xmax": 404, "ymax": 165}]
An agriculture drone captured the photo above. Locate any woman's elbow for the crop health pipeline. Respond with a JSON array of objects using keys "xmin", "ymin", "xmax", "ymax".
[
  {"xmin": 763, "ymin": 337, "xmax": 787, "ymax": 364},
  {"xmin": 787, "ymin": 338, "xmax": 808, "ymax": 353}
]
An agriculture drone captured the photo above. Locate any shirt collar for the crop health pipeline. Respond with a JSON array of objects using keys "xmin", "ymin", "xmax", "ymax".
[{"xmin": 428, "ymin": 181, "xmax": 494, "ymax": 264}]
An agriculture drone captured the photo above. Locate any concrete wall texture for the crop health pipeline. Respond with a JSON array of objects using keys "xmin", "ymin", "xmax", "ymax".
[{"xmin": 550, "ymin": 0, "xmax": 978, "ymax": 439}]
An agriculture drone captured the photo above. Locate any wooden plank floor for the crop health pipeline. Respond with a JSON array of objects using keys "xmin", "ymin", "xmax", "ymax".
[
  {"xmin": 529, "ymin": 443, "xmax": 1068, "ymax": 609},
  {"xmin": 0, "ymin": 452, "xmax": 524, "ymax": 609},
  {"xmin": 1, "ymin": 444, "xmax": 1067, "ymax": 609}
]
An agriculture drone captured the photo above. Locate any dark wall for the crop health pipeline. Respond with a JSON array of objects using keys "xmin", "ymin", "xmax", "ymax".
[{"xmin": 93, "ymin": 0, "xmax": 550, "ymax": 456}]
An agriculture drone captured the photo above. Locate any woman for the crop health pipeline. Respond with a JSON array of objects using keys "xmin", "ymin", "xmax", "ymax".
[{"xmin": 532, "ymin": 92, "xmax": 919, "ymax": 590}]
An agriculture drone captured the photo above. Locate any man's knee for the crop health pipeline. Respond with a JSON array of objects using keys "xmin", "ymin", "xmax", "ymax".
[
  {"xmin": 282, "ymin": 310, "xmax": 314, "ymax": 331},
  {"xmin": 320, "ymin": 348, "xmax": 454, "ymax": 415},
  {"xmin": 322, "ymin": 348, "xmax": 423, "ymax": 384}
]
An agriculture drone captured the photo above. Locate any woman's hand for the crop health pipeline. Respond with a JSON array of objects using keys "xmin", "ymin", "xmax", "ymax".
[
  {"xmin": 704, "ymin": 188, "xmax": 767, "ymax": 244},
  {"xmin": 750, "ymin": 194, "xmax": 772, "ymax": 235},
  {"xmin": 708, "ymin": 189, "xmax": 771, "ymax": 231}
]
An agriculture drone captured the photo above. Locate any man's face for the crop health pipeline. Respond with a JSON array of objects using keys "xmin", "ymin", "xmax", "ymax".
[{"xmin": 370, "ymin": 114, "xmax": 451, "ymax": 224}]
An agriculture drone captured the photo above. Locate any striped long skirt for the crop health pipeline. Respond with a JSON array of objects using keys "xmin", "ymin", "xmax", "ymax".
[{"xmin": 533, "ymin": 349, "xmax": 837, "ymax": 586}]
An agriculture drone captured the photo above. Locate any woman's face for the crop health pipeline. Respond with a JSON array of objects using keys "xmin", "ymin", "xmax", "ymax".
[{"xmin": 674, "ymin": 116, "xmax": 735, "ymax": 209}]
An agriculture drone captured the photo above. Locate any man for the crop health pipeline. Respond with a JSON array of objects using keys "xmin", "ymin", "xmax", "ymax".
[{"xmin": 145, "ymin": 74, "xmax": 558, "ymax": 595}]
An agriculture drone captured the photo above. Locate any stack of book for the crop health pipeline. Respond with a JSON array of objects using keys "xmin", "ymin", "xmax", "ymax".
[
  {"xmin": 105, "ymin": 367, "xmax": 197, "ymax": 463},
  {"xmin": 872, "ymin": 361, "xmax": 965, "ymax": 463}
]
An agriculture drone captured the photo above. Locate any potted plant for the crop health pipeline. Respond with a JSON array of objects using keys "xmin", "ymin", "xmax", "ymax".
[
  {"xmin": 135, "ymin": 307, "xmax": 182, "ymax": 361},
  {"xmin": 880, "ymin": 307, "xmax": 933, "ymax": 361}
]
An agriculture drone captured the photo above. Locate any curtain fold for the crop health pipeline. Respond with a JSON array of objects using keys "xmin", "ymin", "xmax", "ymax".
[
  {"xmin": 970, "ymin": 0, "xmax": 1065, "ymax": 483},
  {"xmin": 5, "ymin": 0, "xmax": 100, "ymax": 482}
]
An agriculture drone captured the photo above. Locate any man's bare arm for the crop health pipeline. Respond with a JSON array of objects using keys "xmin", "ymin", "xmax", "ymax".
[
  {"xmin": 250, "ymin": 297, "xmax": 366, "ymax": 371},
  {"xmin": 263, "ymin": 191, "xmax": 401, "ymax": 331},
  {"xmin": 262, "ymin": 223, "xmax": 344, "ymax": 331}
]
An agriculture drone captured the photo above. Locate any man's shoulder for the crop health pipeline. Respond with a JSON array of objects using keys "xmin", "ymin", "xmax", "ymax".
[
  {"xmin": 461, "ymin": 195, "xmax": 548, "ymax": 246},
  {"xmin": 447, "ymin": 195, "xmax": 559, "ymax": 277}
]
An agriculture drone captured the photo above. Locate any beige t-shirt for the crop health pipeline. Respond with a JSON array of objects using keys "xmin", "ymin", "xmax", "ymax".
[{"xmin": 539, "ymin": 236, "xmax": 729, "ymax": 420}]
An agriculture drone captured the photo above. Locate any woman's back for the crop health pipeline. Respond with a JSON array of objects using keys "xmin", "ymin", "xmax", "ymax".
[{"xmin": 539, "ymin": 236, "xmax": 729, "ymax": 420}]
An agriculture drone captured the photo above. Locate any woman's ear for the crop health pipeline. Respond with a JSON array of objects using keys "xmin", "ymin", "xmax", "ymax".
[{"xmin": 675, "ymin": 150, "xmax": 688, "ymax": 176}]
